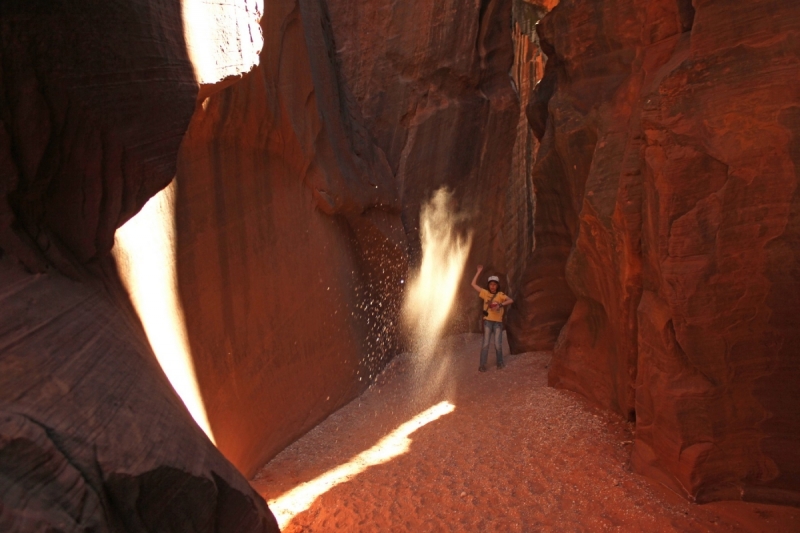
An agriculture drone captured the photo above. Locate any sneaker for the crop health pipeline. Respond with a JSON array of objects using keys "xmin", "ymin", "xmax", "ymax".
[
  {"xmin": 478, "ymin": 365, "xmax": 487, "ymax": 372},
  {"xmin": 497, "ymin": 362, "xmax": 506, "ymax": 369}
]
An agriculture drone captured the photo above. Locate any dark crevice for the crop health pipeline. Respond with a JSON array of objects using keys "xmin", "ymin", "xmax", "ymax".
[
  {"xmin": 526, "ymin": 66, "xmax": 557, "ymax": 141},
  {"xmin": 678, "ymin": 0, "xmax": 695, "ymax": 33}
]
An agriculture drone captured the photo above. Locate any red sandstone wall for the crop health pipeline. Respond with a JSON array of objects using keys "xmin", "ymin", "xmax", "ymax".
[
  {"xmin": 505, "ymin": 0, "xmax": 558, "ymax": 351},
  {"xmin": 0, "ymin": 1, "xmax": 276, "ymax": 530},
  {"xmin": 174, "ymin": 0, "xmax": 408, "ymax": 477},
  {"xmin": 1, "ymin": 1, "xmax": 527, "ymax": 512},
  {"xmin": 325, "ymin": 0, "xmax": 521, "ymax": 330},
  {"xmin": 530, "ymin": 0, "xmax": 800, "ymax": 505},
  {"xmin": 173, "ymin": 0, "xmax": 527, "ymax": 476},
  {"xmin": 4, "ymin": 0, "xmax": 796, "ymax": 519}
]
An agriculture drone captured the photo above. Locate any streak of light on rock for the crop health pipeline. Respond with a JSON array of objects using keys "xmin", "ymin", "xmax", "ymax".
[
  {"xmin": 267, "ymin": 401, "xmax": 455, "ymax": 529},
  {"xmin": 112, "ymin": 180, "xmax": 215, "ymax": 444},
  {"xmin": 181, "ymin": 0, "xmax": 264, "ymax": 85}
]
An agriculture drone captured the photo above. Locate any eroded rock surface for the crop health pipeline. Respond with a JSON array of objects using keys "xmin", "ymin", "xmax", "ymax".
[
  {"xmin": 173, "ymin": 0, "xmax": 528, "ymax": 476},
  {"xmin": 505, "ymin": 0, "xmax": 561, "ymax": 352},
  {"xmin": 527, "ymin": 0, "xmax": 800, "ymax": 505},
  {"xmin": 0, "ymin": 0, "xmax": 198, "ymax": 272},
  {"xmin": 175, "ymin": 0, "xmax": 408, "ymax": 477},
  {"xmin": 325, "ymin": 0, "xmax": 522, "ymax": 328},
  {"xmin": 0, "ymin": 258, "xmax": 276, "ymax": 532},
  {"xmin": 0, "ymin": 1, "xmax": 276, "ymax": 530}
]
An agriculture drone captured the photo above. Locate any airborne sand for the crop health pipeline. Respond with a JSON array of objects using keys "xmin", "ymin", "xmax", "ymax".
[{"xmin": 252, "ymin": 334, "xmax": 799, "ymax": 532}]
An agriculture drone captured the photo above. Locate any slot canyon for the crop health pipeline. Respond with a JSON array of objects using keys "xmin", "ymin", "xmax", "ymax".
[{"xmin": 1, "ymin": 0, "xmax": 798, "ymax": 530}]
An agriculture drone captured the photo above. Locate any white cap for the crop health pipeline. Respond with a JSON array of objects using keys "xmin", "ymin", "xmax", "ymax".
[{"xmin": 487, "ymin": 276, "xmax": 500, "ymax": 283}]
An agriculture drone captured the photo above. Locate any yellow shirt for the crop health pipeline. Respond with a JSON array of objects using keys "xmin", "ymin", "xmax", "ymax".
[{"xmin": 480, "ymin": 289, "xmax": 508, "ymax": 322}]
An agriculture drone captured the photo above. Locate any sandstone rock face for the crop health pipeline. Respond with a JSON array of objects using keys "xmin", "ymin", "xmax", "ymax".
[
  {"xmin": 505, "ymin": 0, "xmax": 560, "ymax": 352},
  {"xmin": 531, "ymin": 0, "xmax": 800, "ymax": 505},
  {"xmin": 173, "ymin": 0, "xmax": 526, "ymax": 477},
  {"xmin": 0, "ymin": 1, "xmax": 276, "ymax": 530},
  {"xmin": 325, "ymin": 0, "xmax": 522, "ymax": 330},
  {"xmin": 0, "ymin": 258, "xmax": 276, "ymax": 532},
  {"xmin": 0, "ymin": 0, "xmax": 198, "ymax": 272},
  {"xmin": 2, "ymin": 0, "xmax": 528, "ymax": 507},
  {"xmin": 0, "ymin": 0, "xmax": 262, "ymax": 270},
  {"xmin": 175, "ymin": 0, "xmax": 408, "ymax": 477}
]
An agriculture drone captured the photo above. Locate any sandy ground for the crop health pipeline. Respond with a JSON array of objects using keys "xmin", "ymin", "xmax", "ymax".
[{"xmin": 251, "ymin": 334, "xmax": 800, "ymax": 532}]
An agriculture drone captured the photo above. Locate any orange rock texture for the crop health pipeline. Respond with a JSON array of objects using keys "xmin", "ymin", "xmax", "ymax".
[
  {"xmin": 175, "ymin": 0, "xmax": 408, "ymax": 478},
  {"xmin": 1, "ymin": 0, "xmax": 528, "ymax": 523},
  {"xmin": 1, "ymin": 0, "xmax": 798, "ymax": 525},
  {"xmin": 324, "ymin": 0, "xmax": 522, "ymax": 319},
  {"xmin": 174, "ymin": 0, "xmax": 528, "ymax": 477},
  {"xmin": 526, "ymin": 0, "xmax": 800, "ymax": 505},
  {"xmin": 505, "ymin": 0, "xmax": 562, "ymax": 351},
  {"xmin": 0, "ymin": 0, "xmax": 276, "ymax": 530}
]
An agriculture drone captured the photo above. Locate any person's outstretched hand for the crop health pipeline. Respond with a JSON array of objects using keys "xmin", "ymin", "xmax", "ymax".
[{"xmin": 476, "ymin": 265, "xmax": 484, "ymax": 272}]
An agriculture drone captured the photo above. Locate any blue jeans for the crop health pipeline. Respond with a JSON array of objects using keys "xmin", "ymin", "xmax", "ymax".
[{"xmin": 480, "ymin": 320, "xmax": 504, "ymax": 367}]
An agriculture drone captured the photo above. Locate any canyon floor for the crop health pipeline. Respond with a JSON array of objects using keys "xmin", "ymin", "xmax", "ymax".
[{"xmin": 251, "ymin": 334, "xmax": 799, "ymax": 532}]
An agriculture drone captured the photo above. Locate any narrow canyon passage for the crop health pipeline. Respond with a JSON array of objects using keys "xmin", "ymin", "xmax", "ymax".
[
  {"xmin": 252, "ymin": 335, "xmax": 799, "ymax": 532},
  {"xmin": 1, "ymin": 0, "xmax": 799, "ymax": 530}
]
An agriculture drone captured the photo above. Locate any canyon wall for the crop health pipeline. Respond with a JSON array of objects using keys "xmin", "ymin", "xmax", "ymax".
[
  {"xmin": 174, "ymin": 0, "xmax": 408, "ymax": 477},
  {"xmin": 2, "ymin": 0, "xmax": 797, "ymax": 522},
  {"xmin": 505, "ymin": 0, "xmax": 559, "ymax": 351},
  {"xmin": 530, "ymin": 0, "xmax": 800, "ymax": 505},
  {"xmin": 0, "ymin": 0, "xmax": 277, "ymax": 530},
  {"xmin": 173, "ymin": 0, "xmax": 530, "ymax": 476},
  {"xmin": 324, "ymin": 0, "xmax": 522, "ymax": 330}
]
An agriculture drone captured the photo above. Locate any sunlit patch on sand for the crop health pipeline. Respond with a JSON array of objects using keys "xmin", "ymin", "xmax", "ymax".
[
  {"xmin": 268, "ymin": 401, "xmax": 455, "ymax": 529},
  {"xmin": 113, "ymin": 181, "xmax": 215, "ymax": 444}
]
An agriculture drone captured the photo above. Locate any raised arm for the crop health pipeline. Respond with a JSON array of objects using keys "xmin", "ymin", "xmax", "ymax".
[{"xmin": 470, "ymin": 265, "xmax": 484, "ymax": 293}]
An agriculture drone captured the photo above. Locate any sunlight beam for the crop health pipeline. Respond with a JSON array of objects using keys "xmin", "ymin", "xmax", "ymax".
[
  {"xmin": 268, "ymin": 401, "xmax": 455, "ymax": 529},
  {"xmin": 181, "ymin": 0, "xmax": 264, "ymax": 85},
  {"xmin": 113, "ymin": 181, "xmax": 215, "ymax": 444}
]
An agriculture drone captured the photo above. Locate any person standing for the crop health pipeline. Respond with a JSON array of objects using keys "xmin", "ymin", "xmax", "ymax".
[{"xmin": 470, "ymin": 265, "xmax": 514, "ymax": 372}]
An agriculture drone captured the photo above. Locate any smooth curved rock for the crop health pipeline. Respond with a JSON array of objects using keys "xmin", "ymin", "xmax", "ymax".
[
  {"xmin": 0, "ymin": 257, "xmax": 277, "ymax": 532},
  {"xmin": 0, "ymin": 0, "xmax": 198, "ymax": 271},
  {"xmin": 171, "ymin": 0, "xmax": 528, "ymax": 478},
  {"xmin": 174, "ymin": 0, "xmax": 408, "ymax": 477},
  {"xmin": 0, "ymin": 1, "xmax": 276, "ymax": 530}
]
